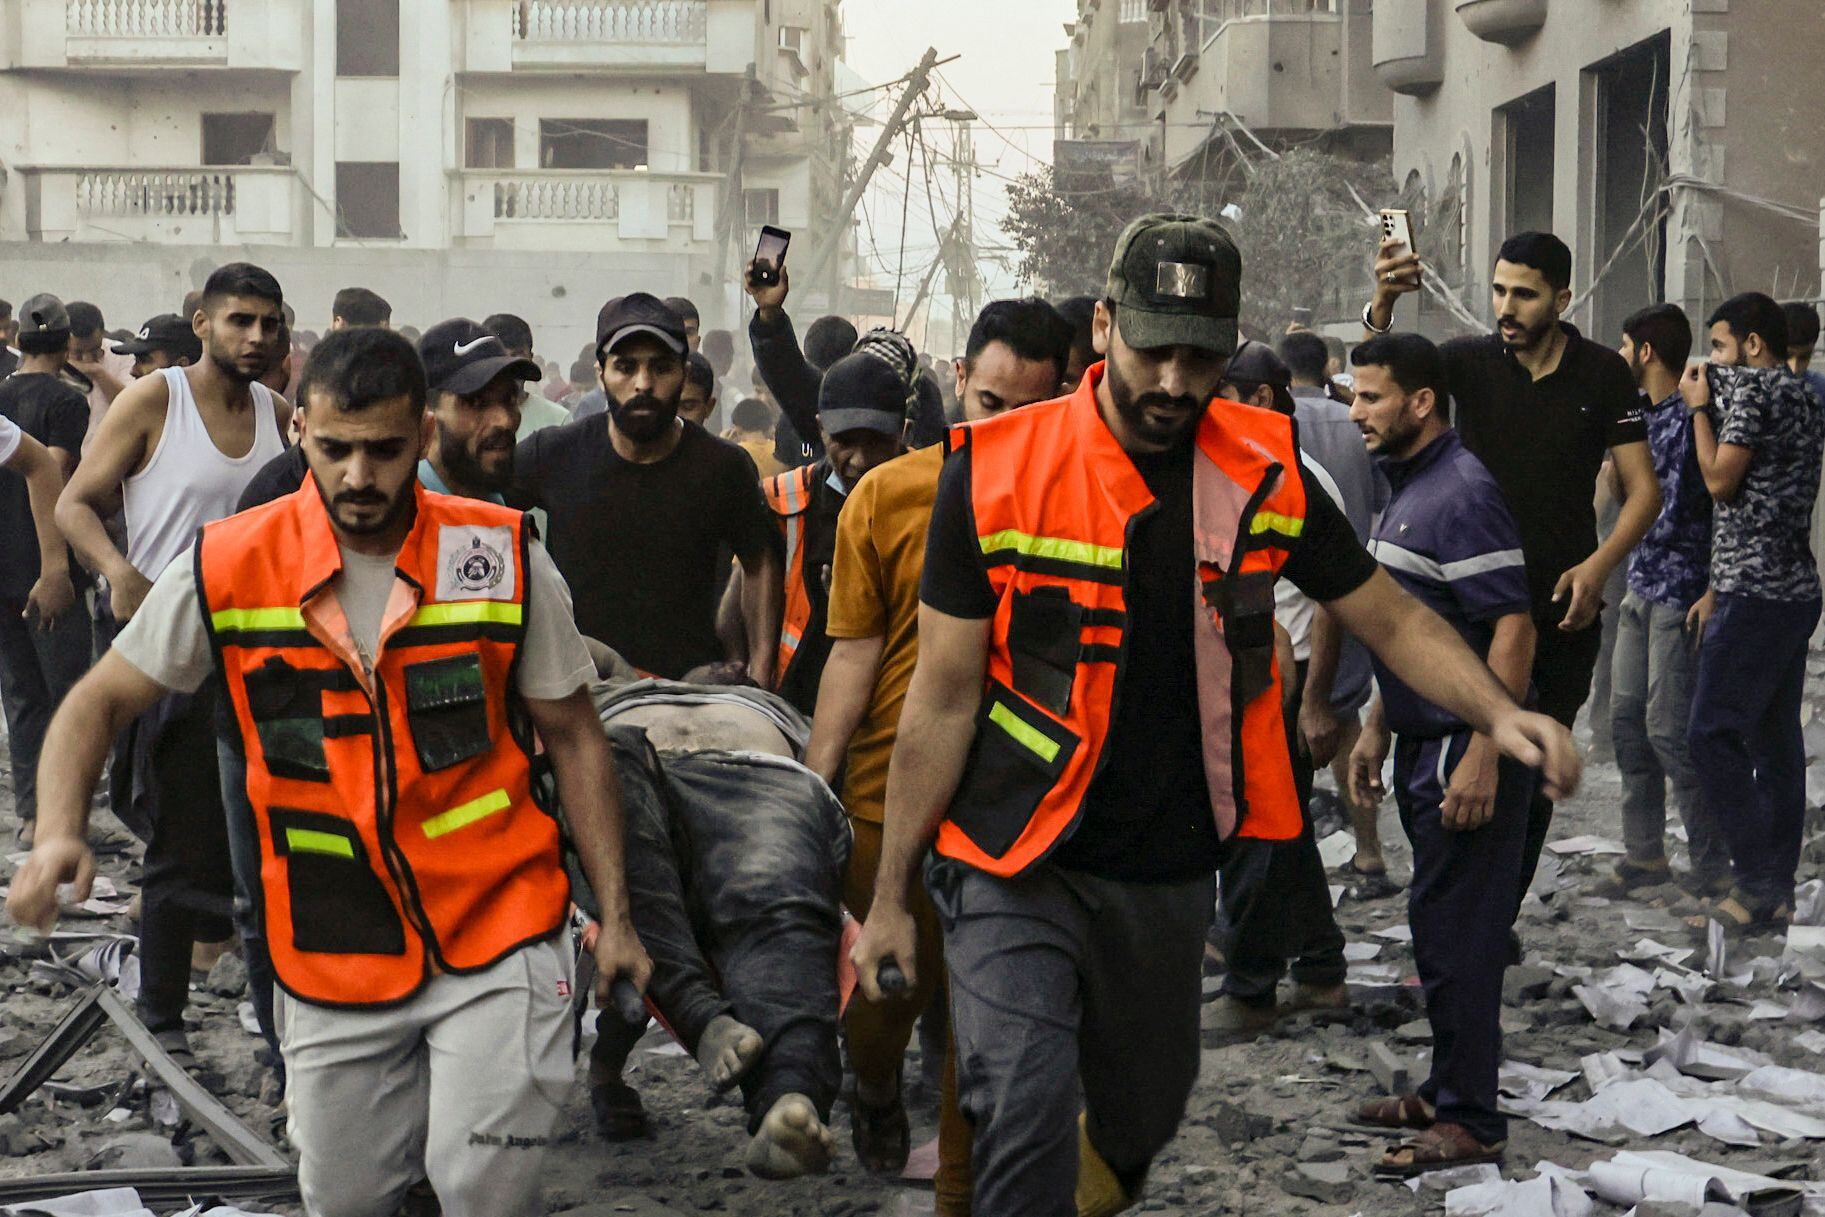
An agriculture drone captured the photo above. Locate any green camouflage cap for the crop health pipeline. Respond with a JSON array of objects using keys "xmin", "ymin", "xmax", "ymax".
[{"xmin": 1104, "ymin": 213, "xmax": 1241, "ymax": 356}]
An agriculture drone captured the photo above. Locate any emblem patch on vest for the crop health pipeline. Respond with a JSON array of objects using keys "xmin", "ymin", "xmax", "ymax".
[{"xmin": 437, "ymin": 525, "xmax": 516, "ymax": 601}]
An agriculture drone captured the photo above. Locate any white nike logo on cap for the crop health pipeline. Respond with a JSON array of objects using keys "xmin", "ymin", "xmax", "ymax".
[{"xmin": 454, "ymin": 336, "xmax": 495, "ymax": 356}]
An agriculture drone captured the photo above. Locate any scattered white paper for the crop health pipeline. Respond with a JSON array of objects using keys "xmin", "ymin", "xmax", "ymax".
[
  {"xmin": 1373, "ymin": 924, "xmax": 1414, "ymax": 943},
  {"xmin": 1343, "ymin": 941, "xmax": 1382, "ymax": 962},
  {"xmin": 1586, "ymin": 1149, "xmax": 1806, "ymax": 1210},
  {"xmin": 1545, "ymin": 835, "xmax": 1625, "ymax": 856},
  {"xmin": 1572, "ymin": 982, "xmax": 1647, "ymax": 1031},
  {"xmin": 1619, "ymin": 938, "xmax": 1693, "ymax": 967},
  {"xmin": 1444, "ymin": 1173, "xmax": 1592, "ymax": 1217},
  {"xmin": 1789, "ymin": 925, "xmax": 1825, "ymax": 956},
  {"xmin": 0, "ymin": 1188, "xmax": 157, "ymax": 1216},
  {"xmin": 1317, "ymin": 830, "xmax": 1356, "ymax": 869},
  {"xmin": 1500, "ymin": 1061, "xmax": 1578, "ymax": 1104},
  {"xmin": 1749, "ymin": 999, "xmax": 1791, "ymax": 1020},
  {"xmin": 1795, "ymin": 1029, "xmax": 1825, "ymax": 1054},
  {"xmin": 1329, "ymin": 884, "xmax": 1346, "ymax": 908}
]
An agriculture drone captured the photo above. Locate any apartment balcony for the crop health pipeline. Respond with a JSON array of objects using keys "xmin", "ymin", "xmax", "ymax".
[
  {"xmin": 20, "ymin": 165, "xmax": 297, "ymax": 244},
  {"xmin": 459, "ymin": 0, "xmax": 760, "ymax": 76},
  {"xmin": 5, "ymin": 0, "xmax": 303, "ymax": 71},
  {"xmin": 1455, "ymin": 0, "xmax": 1546, "ymax": 44},
  {"xmin": 1372, "ymin": 0, "xmax": 1444, "ymax": 95},
  {"xmin": 457, "ymin": 170, "xmax": 719, "ymax": 252}
]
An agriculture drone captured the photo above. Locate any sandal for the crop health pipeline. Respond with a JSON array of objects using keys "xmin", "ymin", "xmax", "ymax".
[
  {"xmin": 1348, "ymin": 1093, "xmax": 1434, "ymax": 1133},
  {"xmin": 1373, "ymin": 1122, "xmax": 1505, "ymax": 1180},
  {"xmin": 1591, "ymin": 858, "xmax": 1671, "ymax": 899},
  {"xmin": 1684, "ymin": 892, "xmax": 1792, "ymax": 938},
  {"xmin": 850, "ymin": 1076, "xmax": 911, "ymax": 1174},
  {"xmin": 1343, "ymin": 860, "xmax": 1401, "ymax": 900}
]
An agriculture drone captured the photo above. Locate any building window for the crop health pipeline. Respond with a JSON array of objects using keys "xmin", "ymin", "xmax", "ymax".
[
  {"xmin": 466, "ymin": 118, "xmax": 515, "ymax": 169},
  {"xmin": 336, "ymin": 162, "xmax": 402, "ymax": 239},
  {"xmin": 337, "ymin": 0, "xmax": 399, "ymax": 77},
  {"xmin": 1501, "ymin": 85, "xmax": 1555, "ymax": 239},
  {"xmin": 744, "ymin": 188, "xmax": 781, "ymax": 228},
  {"xmin": 539, "ymin": 119, "xmax": 648, "ymax": 171},
  {"xmin": 202, "ymin": 113, "xmax": 276, "ymax": 165},
  {"xmin": 1591, "ymin": 32, "xmax": 1671, "ymax": 343}
]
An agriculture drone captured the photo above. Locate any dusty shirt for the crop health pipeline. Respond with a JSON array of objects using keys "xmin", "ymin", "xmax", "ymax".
[
  {"xmin": 824, "ymin": 444, "xmax": 942, "ymax": 821},
  {"xmin": 113, "ymin": 537, "xmax": 594, "ymax": 700}
]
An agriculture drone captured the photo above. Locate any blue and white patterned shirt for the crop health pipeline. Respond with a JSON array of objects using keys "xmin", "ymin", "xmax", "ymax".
[
  {"xmin": 1710, "ymin": 366, "xmax": 1825, "ymax": 602},
  {"xmin": 1626, "ymin": 391, "xmax": 1711, "ymax": 610}
]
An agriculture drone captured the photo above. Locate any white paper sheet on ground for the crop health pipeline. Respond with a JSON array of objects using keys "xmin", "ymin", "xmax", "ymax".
[
  {"xmin": 1329, "ymin": 884, "xmax": 1345, "ymax": 908},
  {"xmin": 1545, "ymin": 836, "xmax": 1626, "ymax": 856},
  {"xmin": 1444, "ymin": 1174, "xmax": 1593, "ymax": 1217},
  {"xmin": 1373, "ymin": 924, "xmax": 1414, "ymax": 942},
  {"xmin": 1317, "ymin": 830, "xmax": 1356, "ymax": 869},
  {"xmin": 0, "ymin": 1189, "xmax": 158, "ymax": 1217},
  {"xmin": 1796, "ymin": 879, "xmax": 1825, "ymax": 927},
  {"xmin": 1643, "ymin": 1025, "xmax": 1774, "ymax": 1080},
  {"xmin": 1623, "ymin": 908, "xmax": 1683, "ymax": 934},
  {"xmin": 1408, "ymin": 1164, "xmax": 1504, "ymax": 1194},
  {"xmin": 1500, "ymin": 1061, "xmax": 1579, "ymax": 1104},
  {"xmin": 1580, "ymin": 1052, "xmax": 1631, "ymax": 1093},
  {"xmin": 1620, "ymin": 938, "xmax": 1694, "ymax": 966},
  {"xmin": 1708, "ymin": 919, "xmax": 1728, "ymax": 979},
  {"xmin": 1738, "ymin": 1065, "xmax": 1825, "ymax": 1110},
  {"xmin": 1752, "ymin": 1000, "xmax": 1794, "ymax": 1020},
  {"xmin": 1586, "ymin": 1149, "xmax": 1806, "ymax": 1209},
  {"xmin": 1344, "ymin": 941, "xmax": 1382, "ymax": 962},
  {"xmin": 1796, "ymin": 1029, "xmax": 1825, "ymax": 1055},
  {"xmin": 1346, "ymin": 962, "xmax": 1402, "ymax": 985},
  {"xmin": 1790, "ymin": 926, "xmax": 1825, "ymax": 956},
  {"xmin": 1651, "ymin": 967, "xmax": 1711, "ymax": 1004},
  {"xmin": 1572, "ymin": 983, "xmax": 1648, "ymax": 1031}
]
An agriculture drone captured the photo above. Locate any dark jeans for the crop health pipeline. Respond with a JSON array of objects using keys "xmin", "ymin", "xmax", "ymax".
[
  {"xmin": 0, "ymin": 603, "xmax": 92, "ymax": 824},
  {"xmin": 1689, "ymin": 592, "xmax": 1821, "ymax": 912},
  {"xmin": 1515, "ymin": 618, "xmax": 1602, "ymax": 915},
  {"xmin": 590, "ymin": 728, "xmax": 849, "ymax": 1131},
  {"xmin": 932, "ymin": 859, "xmax": 1213, "ymax": 1217},
  {"xmin": 1395, "ymin": 731, "xmax": 1534, "ymax": 1144},
  {"xmin": 1217, "ymin": 659, "xmax": 1347, "ymax": 1002},
  {"xmin": 216, "ymin": 736, "xmax": 279, "ymax": 1070},
  {"xmin": 135, "ymin": 688, "xmax": 233, "ymax": 1036}
]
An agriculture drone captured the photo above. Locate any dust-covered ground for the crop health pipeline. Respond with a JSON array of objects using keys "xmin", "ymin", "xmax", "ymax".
[{"xmin": 5, "ymin": 673, "xmax": 1825, "ymax": 1216}]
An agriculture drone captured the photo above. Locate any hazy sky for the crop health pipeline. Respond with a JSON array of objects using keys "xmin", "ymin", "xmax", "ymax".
[{"xmin": 838, "ymin": 0, "xmax": 1069, "ymax": 310}]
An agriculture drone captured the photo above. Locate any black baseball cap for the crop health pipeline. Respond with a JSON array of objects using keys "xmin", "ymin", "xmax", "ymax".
[
  {"xmin": 818, "ymin": 352, "xmax": 907, "ymax": 437},
  {"xmin": 1223, "ymin": 340, "xmax": 1295, "ymax": 412},
  {"xmin": 113, "ymin": 314, "xmax": 203, "ymax": 362},
  {"xmin": 418, "ymin": 318, "xmax": 542, "ymax": 396},
  {"xmin": 596, "ymin": 293, "xmax": 688, "ymax": 360},
  {"xmin": 1105, "ymin": 213, "xmax": 1242, "ymax": 356},
  {"xmin": 18, "ymin": 294, "xmax": 70, "ymax": 338}
]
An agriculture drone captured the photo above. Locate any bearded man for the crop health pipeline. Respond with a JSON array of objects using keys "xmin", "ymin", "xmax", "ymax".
[{"xmin": 511, "ymin": 294, "xmax": 784, "ymax": 681}]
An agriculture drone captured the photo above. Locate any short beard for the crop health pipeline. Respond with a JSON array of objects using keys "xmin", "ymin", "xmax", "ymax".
[
  {"xmin": 1105, "ymin": 354, "xmax": 1202, "ymax": 448},
  {"xmin": 608, "ymin": 389, "xmax": 681, "ymax": 443},
  {"xmin": 207, "ymin": 341, "xmax": 261, "ymax": 386},
  {"xmin": 1500, "ymin": 314, "xmax": 1557, "ymax": 353},
  {"xmin": 435, "ymin": 417, "xmax": 512, "ymax": 493},
  {"xmin": 321, "ymin": 482, "xmax": 414, "ymax": 538}
]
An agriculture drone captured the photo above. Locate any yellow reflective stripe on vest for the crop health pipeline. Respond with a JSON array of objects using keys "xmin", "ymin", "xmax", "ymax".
[
  {"xmin": 407, "ymin": 602, "xmax": 524, "ymax": 629},
  {"xmin": 421, "ymin": 788, "xmax": 512, "ymax": 840},
  {"xmin": 977, "ymin": 529, "xmax": 1125, "ymax": 571},
  {"xmin": 212, "ymin": 606, "xmax": 308, "ymax": 633},
  {"xmin": 1250, "ymin": 512, "xmax": 1305, "ymax": 538},
  {"xmin": 988, "ymin": 701, "xmax": 1062, "ymax": 764},
  {"xmin": 286, "ymin": 827, "xmax": 355, "ymax": 859}
]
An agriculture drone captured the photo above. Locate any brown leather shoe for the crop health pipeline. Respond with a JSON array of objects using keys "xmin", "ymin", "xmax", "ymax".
[{"xmin": 1201, "ymin": 995, "xmax": 1279, "ymax": 1047}]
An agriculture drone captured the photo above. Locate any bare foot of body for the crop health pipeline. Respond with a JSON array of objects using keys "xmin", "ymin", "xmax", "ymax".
[
  {"xmin": 697, "ymin": 1014, "xmax": 764, "ymax": 1092},
  {"xmin": 746, "ymin": 1093, "xmax": 834, "ymax": 1179}
]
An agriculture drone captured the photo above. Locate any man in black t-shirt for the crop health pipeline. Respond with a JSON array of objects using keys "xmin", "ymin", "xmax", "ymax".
[
  {"xmin": 0, "ymin": 294, "xmax": 91, "ymax": 844},
  {"xmin": 512, "ymin": 294, "xmax": 784, "ymax": 681},
  {"xmin": 1367, "ymin": 230, "xmax": 1661, "ymax": 909},
  {"xmin": 851, "ymin": 215, "xmax": 1583, "ymax": 1215}
]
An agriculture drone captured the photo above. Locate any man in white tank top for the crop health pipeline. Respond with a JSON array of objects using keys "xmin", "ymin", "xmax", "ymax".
[{"xmin": 54, "ymin": 262, "xmax": 291, "ymax": 1060}]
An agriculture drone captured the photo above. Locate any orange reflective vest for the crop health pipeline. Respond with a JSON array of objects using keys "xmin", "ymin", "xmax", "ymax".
[
  {"xmin": 197, "ymin": 482, "xmax": 569, "ymax": 1008},
  {"xmin": 761, "ymin": 462, "xmax": 820, "ymax": 690},
  {"xmin": 936, "ymin": 362, "xmax": 1308, "ymax": 878}
]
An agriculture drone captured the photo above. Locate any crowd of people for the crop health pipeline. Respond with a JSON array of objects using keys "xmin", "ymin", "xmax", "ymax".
[{"xmin": 0, "ymin": 205, "xmax": 1815, "ymax": 1217}]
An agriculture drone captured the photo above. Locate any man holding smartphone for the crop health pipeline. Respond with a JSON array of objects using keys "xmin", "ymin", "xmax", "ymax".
[{"xmin": 1366, "ymin": 230, "xmax": 1660, "ymax": 913}]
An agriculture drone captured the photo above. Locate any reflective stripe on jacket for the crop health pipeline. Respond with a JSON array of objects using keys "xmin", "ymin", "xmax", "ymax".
[
  {"xmin": 761, "ymin": 462, "xmax": 820, "ymax": 691},
  {"xmin": 937, "ymin": 360, "xmax": 1308, "ymax": 878},
  {"xmin": 197, "ymin": 482, "xmax": 568, "ymax": 1008}
]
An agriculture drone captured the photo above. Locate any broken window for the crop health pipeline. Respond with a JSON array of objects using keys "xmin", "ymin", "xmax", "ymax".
[
  {"xmin": 337, "ymin": 0, "xmax": 399, "ymax": 77},
  {"xmin": 1500, "ymin": 84, "xmax": 1555, "ymax": 239},
  {"xmin": 201, "ymin": 113, "xmax": 276, "ymax": 166},
  {"xmin": 466, "ymin": 118, "xmax": 516, "ymax": 170},
  {"xmin": 336, "ymin": 161, "xmax": 402, "ymax": 239},
  {"xmin": 1590, "ymin": 31, "xmax": 1671, "ymax": 343},
  {"xmin": 539, "ymin": 119, "xmax": 649, "ymax": 171}
]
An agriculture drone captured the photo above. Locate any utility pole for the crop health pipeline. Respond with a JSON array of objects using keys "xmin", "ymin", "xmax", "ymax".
[
  {"xmin": 898, "ymin": 212, "xmax": 968, "ymax": 336},
  {"xmin": 799, "ymin": 46, "xmax": 943, "ymax": 298},
  {"xmin": 940, "ymin": 108, "xmax": 979, "ymax": 351}
]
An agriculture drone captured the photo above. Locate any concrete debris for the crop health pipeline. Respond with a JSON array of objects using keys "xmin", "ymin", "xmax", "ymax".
[
  {"xmin": 1280, "ymin": 1160, "xmax": 1353, "ymax": 1204},
  {"xmin": 203, "ymin": 952, "xmax": 247, "ymax": 1000}
]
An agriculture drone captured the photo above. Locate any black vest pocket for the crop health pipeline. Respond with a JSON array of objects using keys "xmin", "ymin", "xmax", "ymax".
[
  {"xmin": 947, "ymin": 683, "xmax": 1079, "ymax": 861},
  {"xmin": 404, "ymin": 654, "xmax": 493, "ymax": 772},
  {"xmin": 1204, "ymin": 569, "xmax": 1277, "ymax": 706},
  {"xmin": 270, "ymin": 809, "xmax": 407, "ymax": 956},
  {"xmin": 245, "ymin": 657, "xmax": 330, "ymax": 783},
  {"xmin": 1007, "ymin": 587, "xmax": 1084, "ymax": 716}
]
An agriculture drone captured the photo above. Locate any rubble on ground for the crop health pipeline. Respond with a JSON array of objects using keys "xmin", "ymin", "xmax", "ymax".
[{"xmin": 6, "ymin": 680, "xmax": 1825, "ymax": 1213}]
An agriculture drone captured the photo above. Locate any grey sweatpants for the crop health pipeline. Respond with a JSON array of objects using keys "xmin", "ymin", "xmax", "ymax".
[
  {"xmin": 930, "ymin": 859, "xmax": 1214, "ymax": 1217},
  {"xmin": 280, "ymin": 938, "xmax": 575, "ymax": 1217}
]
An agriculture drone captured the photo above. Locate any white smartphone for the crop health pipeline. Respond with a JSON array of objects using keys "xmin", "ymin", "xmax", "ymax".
[{"xmin": 1379, "ymin": 208, "xmax": 1415, "ymax": 255}]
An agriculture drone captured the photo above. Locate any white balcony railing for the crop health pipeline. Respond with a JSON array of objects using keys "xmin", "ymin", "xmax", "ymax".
[
  {"xmin": 461, "ymin": 170, "xmax": 716, "ymax": 249},
  {"xmin": 22, "ymin": 165, "xmax": 295, "ymax": 244},
  {"xmin": 513, "ymin": 0, "xmax": 706, "ymax": 44},
  {"xmin": 66, "ymin": 0, "xmax": 227, "ymax": 37}
]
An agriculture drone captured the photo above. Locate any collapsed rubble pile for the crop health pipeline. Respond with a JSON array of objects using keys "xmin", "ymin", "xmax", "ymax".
[{"xmin": 8, "ymin": 678, "xmax": 1825, "ymax": 1213}]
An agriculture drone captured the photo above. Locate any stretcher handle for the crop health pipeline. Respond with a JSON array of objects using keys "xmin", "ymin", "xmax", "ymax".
[{"xmin": 609, "ymin": 976, "xmax": 648, "ymax": 1026}]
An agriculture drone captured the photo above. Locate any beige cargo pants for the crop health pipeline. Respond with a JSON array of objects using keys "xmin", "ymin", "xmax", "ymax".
[{"xmin": 279, "ymin": 936, "xmax": 575, "ymax": 1217}]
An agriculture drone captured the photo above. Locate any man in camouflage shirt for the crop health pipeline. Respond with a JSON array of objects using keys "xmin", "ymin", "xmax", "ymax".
[{"xmin": 1681, "ymin": 293, "xmax": 1825, "ymax": 929}]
